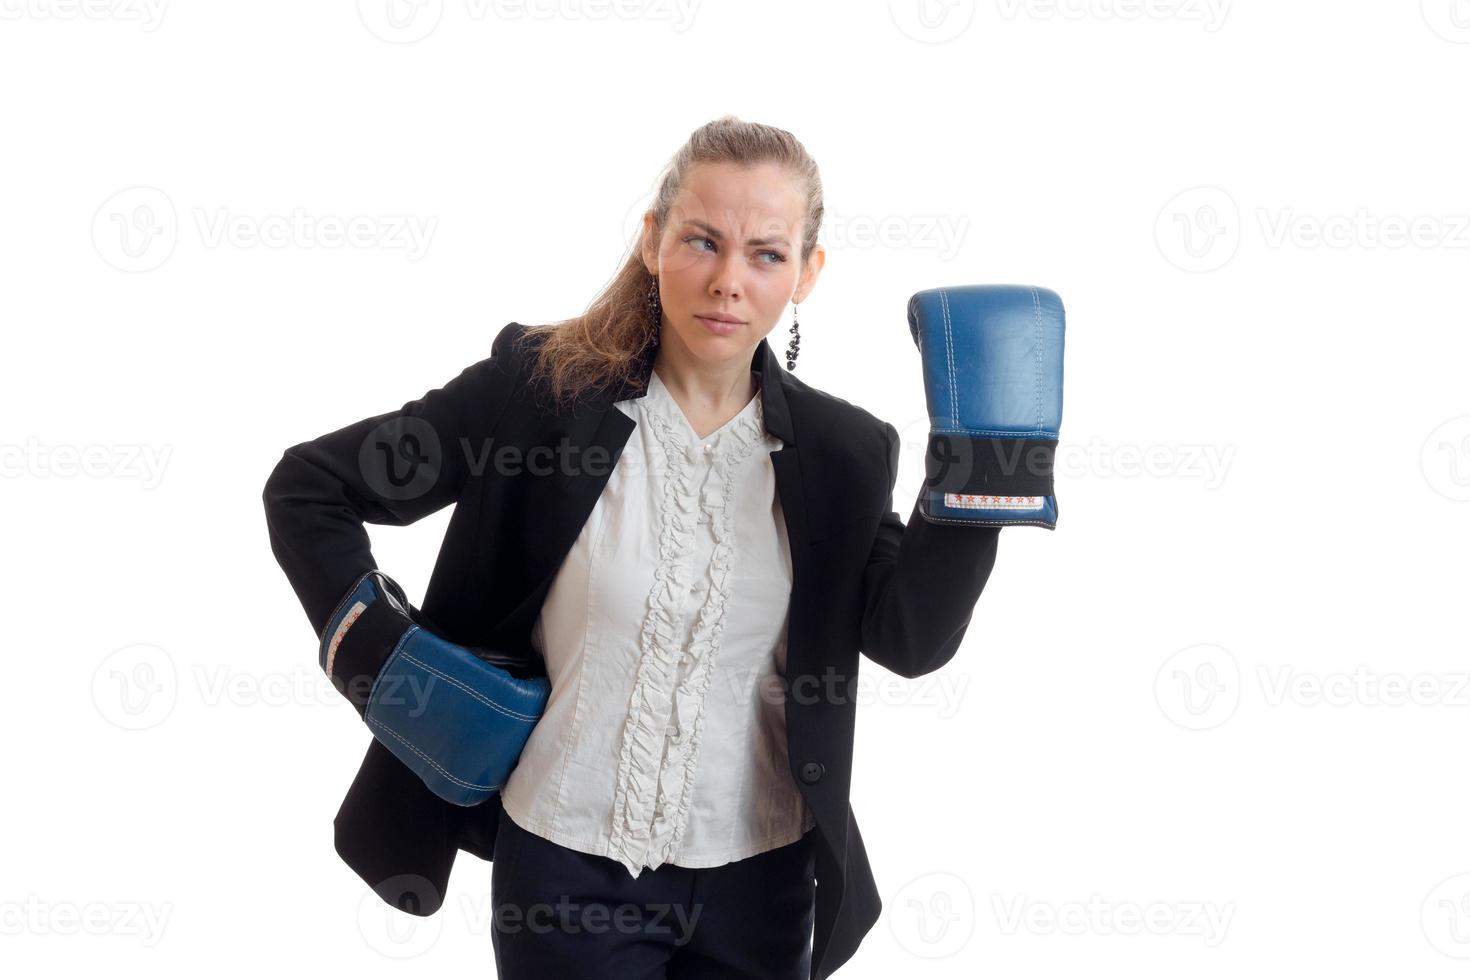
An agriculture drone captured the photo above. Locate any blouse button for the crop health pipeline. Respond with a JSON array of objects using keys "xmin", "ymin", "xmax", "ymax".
[
  {"xmin": 703, "ymin": 444, "xmax": 714, "ymax": 455},
  {"xmin": 667, "ymin": 724, "xmax": 680, "ymax": 738}
]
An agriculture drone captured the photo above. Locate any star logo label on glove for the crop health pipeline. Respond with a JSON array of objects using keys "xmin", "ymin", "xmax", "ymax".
[
  {"xmin": 944, "ymin": 493, "xmax": 1044, "ymax": 511},
  {"xmin": 325, "ymin": 600, "xmax": 369, "ymax": 676}
]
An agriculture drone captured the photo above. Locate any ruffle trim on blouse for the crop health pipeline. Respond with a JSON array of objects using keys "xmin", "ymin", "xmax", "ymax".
[{"xmin": 606, "ymin": 380, "xmax": 768, "ymax": 878}]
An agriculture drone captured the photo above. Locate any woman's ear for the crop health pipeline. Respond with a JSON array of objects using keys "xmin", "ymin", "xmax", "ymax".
[
  {"xmin": 640, "ymin": 211, "xmax": 659, "ymax": 275},
  {"xmin": 792, "ymin": 243, "xmax": 826, "ymax": 304}
]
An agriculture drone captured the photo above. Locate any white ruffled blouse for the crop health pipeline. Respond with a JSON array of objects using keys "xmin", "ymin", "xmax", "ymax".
[{"xmin": 498, "ymin": 365, "xmax": 815, "ymax": 878}]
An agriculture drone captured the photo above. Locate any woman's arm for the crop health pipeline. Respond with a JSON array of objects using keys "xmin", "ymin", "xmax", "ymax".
[
  {"xmin": 261, "ymin": 322, "xmax": 524, "ymax": 639},
  {"xmin": 860, "ymin": 421, "xmax": 1001, "ymax": 678}
]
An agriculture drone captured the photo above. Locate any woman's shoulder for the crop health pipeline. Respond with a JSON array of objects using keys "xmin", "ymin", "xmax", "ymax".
[
  {"xmin": 491, "ymin": 321, "xmax": 537, "ymax": 365},
  {"xmin": 782, "ymin": 371, "xmax": 892, "ymax": 448},
  {"xmin": 475, "ymin": 321, "xmax": 550, "ymax": 392}
]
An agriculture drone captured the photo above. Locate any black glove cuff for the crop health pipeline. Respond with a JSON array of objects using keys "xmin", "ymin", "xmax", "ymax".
[
  {"xmin": 329, "ymin": 597, "xmax": 414, "ymax": 717},
  {"xmin": 923, "ymin": 434, "xmax": 1057, "ymax": 498}
]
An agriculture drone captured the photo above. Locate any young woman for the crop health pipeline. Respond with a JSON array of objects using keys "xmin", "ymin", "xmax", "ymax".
[{"xmin": 264, "ymin": 115, "xmax": 1001, "ymax": 979}]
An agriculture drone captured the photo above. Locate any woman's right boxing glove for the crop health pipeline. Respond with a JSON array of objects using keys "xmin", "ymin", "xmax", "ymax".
[{"xmin": 318, "ymin": 569, "xmax": 551, "ymax": 806}]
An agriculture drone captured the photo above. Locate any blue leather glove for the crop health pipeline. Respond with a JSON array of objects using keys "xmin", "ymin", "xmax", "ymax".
[
  {"xmin": 908, "ymin": 284, "xmax": 1066, "ymax": 528},
  {"xmin": 318, "ymin": 569, "xmax": 550, "ymax": 806}
]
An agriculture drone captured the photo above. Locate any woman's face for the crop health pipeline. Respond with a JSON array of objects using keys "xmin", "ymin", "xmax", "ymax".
[{"xmin": 642, "ymin": 160, "xmax": 824, "ymax": 367}]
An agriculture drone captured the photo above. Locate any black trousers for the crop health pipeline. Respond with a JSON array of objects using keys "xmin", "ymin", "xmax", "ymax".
[{"xmin": 490, "ymin": 800, "xmax": 818, "ymax": 979}]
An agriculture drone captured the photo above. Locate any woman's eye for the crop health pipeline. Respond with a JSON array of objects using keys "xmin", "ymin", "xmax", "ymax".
[{"xmin": 685, "ymin": 236, "xmax": 785, "ymax": 264}]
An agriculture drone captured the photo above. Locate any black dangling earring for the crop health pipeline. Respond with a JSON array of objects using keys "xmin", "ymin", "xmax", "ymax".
[
  {"xmin": 646, "ymin": 275, "xmax": 661, "ymax": 347},
  {"xmin": 786, "ymin": 303, "xmax": 800, "ymax": 371}
]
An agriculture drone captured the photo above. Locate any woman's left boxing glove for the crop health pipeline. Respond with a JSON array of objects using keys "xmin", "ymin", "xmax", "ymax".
[
  {"xmin": 908, "ymin": 284, "xmax": 1066, "ymax": 528},
  {"xmin": 318, "ymin": 569, "xmax": 551, "ymax": 806}
]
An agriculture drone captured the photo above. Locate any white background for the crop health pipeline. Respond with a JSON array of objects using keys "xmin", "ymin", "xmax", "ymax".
[{"xmin": 3, "ymin": 1, "xmax": 1468, "ymax": 977}]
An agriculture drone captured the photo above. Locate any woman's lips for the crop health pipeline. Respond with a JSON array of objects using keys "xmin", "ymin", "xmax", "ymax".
[{"xmin": 696, "ymin": 315, "xmax": 744, "ymax": 336}]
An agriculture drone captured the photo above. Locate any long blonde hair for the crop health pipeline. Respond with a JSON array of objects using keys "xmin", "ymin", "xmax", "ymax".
[{"xmin": 515, "ymin": 115, "xmax": 824, "ymax": 414}]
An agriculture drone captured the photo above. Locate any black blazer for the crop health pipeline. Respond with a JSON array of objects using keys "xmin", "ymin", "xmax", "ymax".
[{"xmin": 262, "ymin": 321, "xmax": 1000, "ymax": 979}]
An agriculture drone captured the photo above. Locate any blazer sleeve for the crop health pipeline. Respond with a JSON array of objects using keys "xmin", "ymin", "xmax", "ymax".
[
  {"xmin": 859, "ymin": 421, "xmax": 1001, "ymax": 678},
  {"xmin": 261, "ymin": 322, "xmax": 525, "ymax": 639}
]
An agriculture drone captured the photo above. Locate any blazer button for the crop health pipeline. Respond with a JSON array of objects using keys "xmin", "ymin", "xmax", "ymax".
[{"xmin": 799, "ymin": 761, "xmax": 825, "ymax": 784}]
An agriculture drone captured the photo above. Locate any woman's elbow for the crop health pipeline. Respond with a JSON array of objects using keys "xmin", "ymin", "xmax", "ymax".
[{"xmin": 860, "ymin": 611, "xmax": 973, "ymax": 679}]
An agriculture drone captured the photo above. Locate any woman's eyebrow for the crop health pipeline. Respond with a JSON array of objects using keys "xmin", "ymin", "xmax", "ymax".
[{"xmin": 684, "ymin": 219, "xmax": 790, "ymax": 248}]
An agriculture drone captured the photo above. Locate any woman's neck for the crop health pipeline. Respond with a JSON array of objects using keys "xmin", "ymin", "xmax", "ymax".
[
  {"xmin": 650, "ymin": 353, "xmax": 760, "ymax": 441},
  {"xmin": 650, "ymin": 353, "xmax": 758, "ymax": 416}
]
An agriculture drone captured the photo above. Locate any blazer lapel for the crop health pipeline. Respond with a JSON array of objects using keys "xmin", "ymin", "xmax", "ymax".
[{"xmin": 494, "ymin": 334, "xmax": 813, "ymax": 654}]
